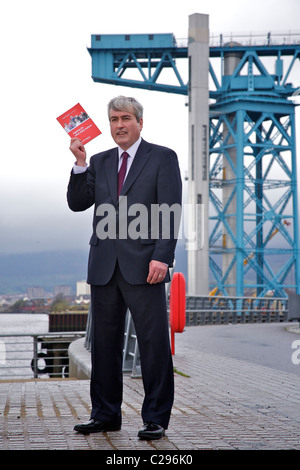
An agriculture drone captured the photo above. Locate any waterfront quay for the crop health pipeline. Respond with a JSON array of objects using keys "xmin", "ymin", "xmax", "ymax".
[{"xmin": 1, "ymin": 326, "xmax": 300, "ymax": 453}]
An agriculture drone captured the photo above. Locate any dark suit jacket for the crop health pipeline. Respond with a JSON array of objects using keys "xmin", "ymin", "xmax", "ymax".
[{"xmin": 67, "ymin": 138, "xmax": 182, "ymax": 285}]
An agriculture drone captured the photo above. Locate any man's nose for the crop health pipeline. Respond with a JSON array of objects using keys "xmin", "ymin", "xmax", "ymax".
[{"xmin": 116, "ymin": 119, "xmax": 125, "ymax": 128}]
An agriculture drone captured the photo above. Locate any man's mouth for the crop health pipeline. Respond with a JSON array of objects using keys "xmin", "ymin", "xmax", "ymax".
[{"xmin": 117, "ymin": 131, "xmax": 127, "ymax": 136}]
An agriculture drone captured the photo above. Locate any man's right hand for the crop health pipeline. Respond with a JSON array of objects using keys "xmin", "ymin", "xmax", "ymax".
[{"xmin": 69, "ymin": 138, "xmax": 87, "ymax": 167}]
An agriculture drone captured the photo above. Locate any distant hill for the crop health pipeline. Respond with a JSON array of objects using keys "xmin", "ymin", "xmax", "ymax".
[
  {"xmin": 0, "ymin": 250, "xmax": 89, "ymax": 295},
  {"xmin": 0, "ymin": 244, "xmax": 188, "ymax": 295},
  {"xmin": 0, "ymin": 244, "xmax": 290, "ymax": 296}
]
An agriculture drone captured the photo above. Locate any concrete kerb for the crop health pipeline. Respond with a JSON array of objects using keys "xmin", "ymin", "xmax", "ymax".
[
  {"xmin": 68, "ymin": 322, "xmax": 300, "ymax": 381},
  {"xmin": 69, "ymin": 337, "xmax": 91, "ymax": 380}
]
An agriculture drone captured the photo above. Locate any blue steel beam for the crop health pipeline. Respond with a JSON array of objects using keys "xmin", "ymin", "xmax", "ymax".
[
  {"xmin": 88, "ymin": 34, "xmax": 300, "ymax": 97},
  {"xmin": 209, "ymin": 102, "xmax": 299, "ymax": 297},
  {"xmin": 88, "ymin": 33, "xmax": 188, "ymax": 95}
]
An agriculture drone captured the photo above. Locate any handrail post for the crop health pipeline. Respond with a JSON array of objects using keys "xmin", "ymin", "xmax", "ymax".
[{"xmin": 33, "ymin": 335, "xmax": 38, "ymax": 379}]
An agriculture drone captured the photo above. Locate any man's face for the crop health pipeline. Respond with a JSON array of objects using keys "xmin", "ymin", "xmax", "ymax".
[{"xmin": 109, "ymin": 109, "xmax": 143, "ymax": 150}]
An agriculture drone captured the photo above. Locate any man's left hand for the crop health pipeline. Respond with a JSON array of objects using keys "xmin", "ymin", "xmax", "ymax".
[{"xmin": 147, "ymin": 260, "xmax": 168, "ymax": 284}]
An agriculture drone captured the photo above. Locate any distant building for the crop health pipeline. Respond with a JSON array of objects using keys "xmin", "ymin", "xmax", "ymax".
[
  {"xmin": 27, "ymin": 286, "xmax": 45, "ymax": 299},
  {"xmin": 54, "ymin": 285, "xmax": 72, "ymax": 297},
  {"xmin": 76, "ymin": 280, "xmax": 90, "ymax": 297}
]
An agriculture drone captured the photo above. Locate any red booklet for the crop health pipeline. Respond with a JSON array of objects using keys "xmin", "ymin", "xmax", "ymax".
[{"xmin": 57, "ymin": 103, "xmax": 101, "ymax": 144}]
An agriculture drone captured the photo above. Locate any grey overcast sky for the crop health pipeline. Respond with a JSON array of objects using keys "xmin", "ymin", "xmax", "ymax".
[{"xmin": 1, "ymin": 0, "xmax": 300, "ymax": 254}]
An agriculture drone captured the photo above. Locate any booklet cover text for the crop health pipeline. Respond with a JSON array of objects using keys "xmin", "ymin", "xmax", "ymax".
[{"xmin": 57, "ymin": 103, "xmax": 101, "ymax": 144}]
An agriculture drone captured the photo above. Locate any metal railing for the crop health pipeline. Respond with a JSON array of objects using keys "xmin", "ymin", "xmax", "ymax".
[
  {"xmin": 176, "ymin": 31, "xmax": 300, "ymax": 49},
  {"xmin": 0, "ymin": 332, "xmax": 85, "ymax": 380},
  {"xmin": 209, "ymin": 31, "xmax": 300, "ymax": 47},
  {"xmin": 185, "ymin": 295, "xmax": 289, "ymax": 326}
]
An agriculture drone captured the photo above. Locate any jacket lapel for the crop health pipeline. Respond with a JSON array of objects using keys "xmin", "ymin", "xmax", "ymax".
[
  {"xmin": 104, "ymin": 148, "xmax": 118, "ymax": 204},
  {"xmin": 120, "ymin": 139, "xmax": 151, "ymax": 196}
]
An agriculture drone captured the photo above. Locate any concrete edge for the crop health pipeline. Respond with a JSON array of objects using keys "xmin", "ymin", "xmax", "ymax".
[
  {"xmin": 68, "ymin": 324, "xmax": 300, "ymax": 380},
  {"xmin": 68, "ymin": 337, "xmax": 91, "ymax": 379}
]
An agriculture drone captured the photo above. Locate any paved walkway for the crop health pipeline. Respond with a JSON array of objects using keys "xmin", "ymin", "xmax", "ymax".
[{"xmin": 1, "ymin": 337, "xmax": 300, "ymax": 452}]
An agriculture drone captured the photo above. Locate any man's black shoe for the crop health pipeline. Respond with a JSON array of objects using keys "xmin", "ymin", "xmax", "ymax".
[
  {"xmin": 74, "ymin": 418, "xmax": 121, "ymax": 434},
  {"xmin": 138, "ymin": 422, "xmax": 165, "ymax": 440}
]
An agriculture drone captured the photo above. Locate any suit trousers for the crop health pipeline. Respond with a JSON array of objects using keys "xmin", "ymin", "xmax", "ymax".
[{"xmin": 90, "ymin": 262, "xmax": 174, "ymax": 430}]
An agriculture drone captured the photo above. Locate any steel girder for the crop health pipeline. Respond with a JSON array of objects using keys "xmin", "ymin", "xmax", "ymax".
[{"xmin": 209, "ymin": 100, "xmax": 299, "ymax": 297}]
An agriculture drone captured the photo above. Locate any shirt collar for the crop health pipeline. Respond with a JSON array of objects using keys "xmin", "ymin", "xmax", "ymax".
[{"xmin": 118, "ymin": 137, "xmax": 142, "ymax": 159}]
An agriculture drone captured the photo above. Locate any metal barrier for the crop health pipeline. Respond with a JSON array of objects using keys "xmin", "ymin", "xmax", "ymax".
[
  {"xmin": 185, "ymin": 295, "xmax": 289, "ymax": 326},
  {"xmin": 84, "ymin": 307, "xmax": 141, "ymax": 377},
  {"xmin": 122, "ymin": 311, "xmax": 141, "ymax": 378},
  {"xmin": 0, "ymin": 332, "xmax": 85, "ymax": 380}
]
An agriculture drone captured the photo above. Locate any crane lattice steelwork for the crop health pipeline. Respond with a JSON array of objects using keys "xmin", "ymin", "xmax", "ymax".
[{"xmin": 87, "ymin": 17, "xmax": 300, "ymax": 298}]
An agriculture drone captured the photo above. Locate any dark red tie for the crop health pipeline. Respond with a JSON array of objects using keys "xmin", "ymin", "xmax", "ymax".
[{"xmin": 118, "ymin": 151, "xmax": 129, "ymax": 196}]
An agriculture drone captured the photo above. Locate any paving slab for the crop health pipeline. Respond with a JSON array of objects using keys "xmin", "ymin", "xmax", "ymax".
[{"xmin": 1, "ymin": 341, "xmax": 300, "ymax": 454}]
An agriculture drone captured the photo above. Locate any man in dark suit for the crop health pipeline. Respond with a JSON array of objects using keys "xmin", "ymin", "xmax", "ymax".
[{"xmin": 67, "ymin": 96, "xmax": 182, "ymax": 440}]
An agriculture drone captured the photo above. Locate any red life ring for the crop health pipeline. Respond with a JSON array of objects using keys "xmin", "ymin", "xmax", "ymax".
[{"xmin": 169, "ymin": 272, "xmax": 186, "ymax": 333}]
